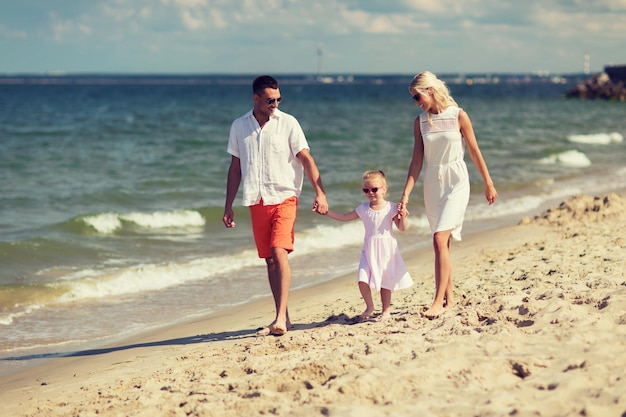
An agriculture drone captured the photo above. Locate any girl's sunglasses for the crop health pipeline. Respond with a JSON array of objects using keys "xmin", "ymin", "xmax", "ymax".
[{"xmin": 362, "ymin": 187, "xmax": 379, "ymax": 194}]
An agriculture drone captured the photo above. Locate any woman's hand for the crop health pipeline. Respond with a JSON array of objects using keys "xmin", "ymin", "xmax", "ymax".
[{"xmin": 485, "ymin": 184, "xmax": 498, "ymax": 205}]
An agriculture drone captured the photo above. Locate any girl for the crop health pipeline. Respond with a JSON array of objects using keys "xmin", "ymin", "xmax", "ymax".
[
  {"xmin": 400, "ymin": 71, "xmax": 497, "ymax": 319},
  {"xmin": 320, "ymin": 170, "xmax": 413, "ymax": 321}
]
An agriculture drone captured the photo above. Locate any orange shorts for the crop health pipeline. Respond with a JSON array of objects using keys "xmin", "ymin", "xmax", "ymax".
[{"xmin": 249, "ymin": 196, "xmax": 298, "ymax": 259}]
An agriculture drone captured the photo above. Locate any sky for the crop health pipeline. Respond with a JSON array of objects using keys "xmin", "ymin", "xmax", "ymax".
[{"xmin": 1, "ymin": 0, "xmax": 625, "ymax": 75}]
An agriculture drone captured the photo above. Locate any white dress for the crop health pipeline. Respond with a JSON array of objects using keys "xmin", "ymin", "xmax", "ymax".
[
  {"xmin": 420, "ymin": 106, "xmax": 470, "ymax": 241},
  {"xmin": 354, "ymin": 202, "xmax": 414, "ymax": 291}
]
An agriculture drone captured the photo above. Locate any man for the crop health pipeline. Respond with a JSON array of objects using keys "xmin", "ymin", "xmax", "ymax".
[{"xmin": 223, "ymin": 75, "xmax": 328, "ymax": 336}]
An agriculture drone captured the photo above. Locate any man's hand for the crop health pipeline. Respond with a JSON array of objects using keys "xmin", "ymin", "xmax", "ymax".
[
  {"xmin": 312, "ymin": 194, "xmax": 328, "ymax": 215},
  {"xmin": 223, "ymin": 208, "xmax": 236, "ymax": 228}
]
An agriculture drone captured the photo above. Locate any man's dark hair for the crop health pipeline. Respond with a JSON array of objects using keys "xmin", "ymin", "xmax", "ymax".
[{"xmin": 252, "ymin": 75, "xmax": 279, "ymax": 95}]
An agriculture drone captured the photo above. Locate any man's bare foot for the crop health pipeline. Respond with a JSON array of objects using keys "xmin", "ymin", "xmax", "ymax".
[
  {"xmin": 360, "ymin": 307, "xmax": 374, "ymax": 320},
  {"xmin": 256, "ymin": 320, "xmax": 292, "ymax": 336},
  {"xmin": 255, "ymin": 326, "xmax": 271, "ymax": 336},
  {"xmin": 269, "ymin": 323, "xmax": 286, "ymax": 336}
]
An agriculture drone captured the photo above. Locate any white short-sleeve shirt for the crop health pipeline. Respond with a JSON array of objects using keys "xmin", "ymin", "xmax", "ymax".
[{"xmin": 227, "ymin": 108, "xmax": 310, "ymax": 206}]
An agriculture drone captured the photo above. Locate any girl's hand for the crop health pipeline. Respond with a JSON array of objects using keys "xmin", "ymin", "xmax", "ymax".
[{"xmin": 395, "ymin": 205, "xmax": 409, "ymax": 219}]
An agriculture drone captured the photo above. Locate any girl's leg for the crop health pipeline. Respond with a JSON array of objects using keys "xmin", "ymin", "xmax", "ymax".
[
  {"xmin": 380, "ymin": 288, "xmax": 392, "ymax": 321},
  {"xmin": 358, "ymin": 281, "xmax": 375, "ymax": 319},
  {"xmin": 422, "ymin": 229, "xmax": 453, "ymax": 318}
]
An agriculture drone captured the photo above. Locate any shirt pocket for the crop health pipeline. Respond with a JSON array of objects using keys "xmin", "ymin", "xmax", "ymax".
[{"xmin": 265, "ymin": 133, "xmax": 291, "ymax": 159}]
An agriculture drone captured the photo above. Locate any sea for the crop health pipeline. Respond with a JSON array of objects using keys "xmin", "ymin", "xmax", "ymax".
[{"xmin": 1, "ymin": 73, "xmax": 625, "ymax": 376}]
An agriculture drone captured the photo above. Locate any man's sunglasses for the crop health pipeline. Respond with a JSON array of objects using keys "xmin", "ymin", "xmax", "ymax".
[
  {"xmin": 266, "ymin": 97, "xmax": 282, "ymax": 105},
  {"xmin": 362, "ymin": 187, "xmax": 379, "ymax": 194}
]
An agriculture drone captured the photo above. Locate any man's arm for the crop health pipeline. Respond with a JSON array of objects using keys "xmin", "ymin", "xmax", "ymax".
[
  {"xmin": 296, "ymin": 149, "xmax": 328, "ymax": 214},
  {"xmin": 223, "ymin": 155, "xmax": 241, "ymax": 227}
]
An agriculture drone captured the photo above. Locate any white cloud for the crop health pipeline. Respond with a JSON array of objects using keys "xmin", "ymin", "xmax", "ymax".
[
  {"xmin": 49, "ymin": 12, "xmax": 93, "ymax": 42},
  {"xmin": 0, "ymin": 24, "xmax": 28, "ymax": 39},
  {"xmin": 1, "ymin": 0, "xmax": 625, "ymax": 73},
  {"xmin": 101, "ymin": 3, "xmax": 137, "ymax": 22},
  {"xmin": 180, "ymin": 9, "xmax": 205, "ymax": 30}
]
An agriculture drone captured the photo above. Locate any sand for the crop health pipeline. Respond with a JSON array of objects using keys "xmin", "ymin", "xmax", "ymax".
[{"xmin": 1, "ymin": 192, "xmax": 625, "ymax": 417}]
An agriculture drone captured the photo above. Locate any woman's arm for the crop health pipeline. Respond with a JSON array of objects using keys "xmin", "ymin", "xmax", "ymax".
[
  {"xmin": 459, "ymin": 109, "xmax": 498, "ymax": 205},
  {"xmin": 400, "ymin": 117, "xmax": 425, "ymax": 207}
]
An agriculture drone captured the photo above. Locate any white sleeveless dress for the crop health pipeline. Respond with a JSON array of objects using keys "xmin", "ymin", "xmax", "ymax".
[
  {"xmin": 355, "ymin": 201, "xmax": 414, "ymax": 291},
  {"xmin": 420, "ymin": 106, "xmax": 470, "ymax": 241}
]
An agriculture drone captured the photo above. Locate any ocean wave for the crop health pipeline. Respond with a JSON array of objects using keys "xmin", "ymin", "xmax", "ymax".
[
  {"xmin": 538, "ymin": 150, "xmax": 591, "ymax": 168},
  {"xmin": 0, "ymin": 212, "xmax": 433, "ymax": 326},
  {"xmin": 0, "ymin": 247, "xmax": 263, "ymax": 325},
  {"xmin": 466, "ymin": 195, "xmax": 545, "ymax": 221},
  {"xmin": 0, "ymin": 283, "xmax": 58, "ymax": 326},
  {"xmin": 465, "ymin": 184, "xmax": 583, "ymax": 222},
  {"xmin": 80, "ymin": 209, "xmax": 205, "ymax": 234},
  {"xmin": 567, "ymin": 132, "xmax": 624, "ymax": 145},
  {"xmin": 55, "ymin": 253, "xmax": 259, "ymax": 303},
  {"xmin": 294, "ymin": 214, "xmax": 430, "ymax": 254}
]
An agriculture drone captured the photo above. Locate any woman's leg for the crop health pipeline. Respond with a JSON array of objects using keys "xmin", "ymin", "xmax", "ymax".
[{"xmin": 422, "ymin": 229, "xmax": 453, "ymax": 318}]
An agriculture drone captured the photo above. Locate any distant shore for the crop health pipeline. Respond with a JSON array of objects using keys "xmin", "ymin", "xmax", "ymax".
[{"xmin": 566, "ymin": 65, "xmax": 626, "ymax": 100}]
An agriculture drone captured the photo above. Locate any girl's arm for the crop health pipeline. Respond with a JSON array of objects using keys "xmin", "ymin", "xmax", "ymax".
[
  {"xmin": 400, "ymin": 117, "xmax": 425, "ymax": 208},
  {"xmin": 323, "ymin": 209, "xmax": 359, "ymax": 222},
  {"xmin": 459, "ymin": 109, "xmax": 498, "ymax": 205}
]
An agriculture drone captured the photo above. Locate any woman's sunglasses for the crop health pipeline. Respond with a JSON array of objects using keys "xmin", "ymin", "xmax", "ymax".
[
  {"xmin": 362, "ymin": 187, "xmax": 379, "ymax": 194},
  {"xmin": 412, "ymin": 93, "xmax": 421, "ymax": 102}
]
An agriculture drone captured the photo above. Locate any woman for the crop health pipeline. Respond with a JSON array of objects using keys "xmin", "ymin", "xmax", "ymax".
[{"xmin": 399, "ymin": 71, "xmax": 497, "ymax": 319}]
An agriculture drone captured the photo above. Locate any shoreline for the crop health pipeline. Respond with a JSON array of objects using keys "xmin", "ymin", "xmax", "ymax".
[{"xmin": 1, "ymin": 191, "xmax": 625, "ymax": 416}]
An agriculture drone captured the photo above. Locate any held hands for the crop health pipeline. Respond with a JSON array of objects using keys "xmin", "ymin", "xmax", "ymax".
[
  {"xmin": 397, "ymin": 200, "xmax": 409, "ymax": 217},
  {"xmin": 395, "ymin": 203, "xmax": 409, "ymax": 220},
  {"xmin": 312, "ymin": 193, "xmax": 329, "ymax": 215}
]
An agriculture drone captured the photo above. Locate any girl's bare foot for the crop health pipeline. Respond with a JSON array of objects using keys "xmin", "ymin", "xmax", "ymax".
[{"xmin": 378, "ymin": 310, "xmax": 391, "ymax": 322}]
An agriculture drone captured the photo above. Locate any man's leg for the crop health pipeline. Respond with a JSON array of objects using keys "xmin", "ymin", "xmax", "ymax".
[{"xmin": 266, "ymin": 247, "xmax": 291, "ymax": 334}]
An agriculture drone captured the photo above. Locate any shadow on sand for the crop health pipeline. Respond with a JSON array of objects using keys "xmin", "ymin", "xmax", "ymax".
[{"xmin": 1, "ymin": 312, "xmax": 361, "ymax": 362}]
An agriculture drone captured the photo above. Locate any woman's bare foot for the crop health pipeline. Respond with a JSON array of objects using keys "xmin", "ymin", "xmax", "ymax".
[{"xmin": 421, "ymin": 303, "xmax": 446, "ymax": 319}]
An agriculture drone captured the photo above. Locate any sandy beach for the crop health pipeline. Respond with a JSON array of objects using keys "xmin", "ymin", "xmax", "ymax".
[{"xmin": 1, "ymin": 192, "xmax": 625, "ymax": 417}]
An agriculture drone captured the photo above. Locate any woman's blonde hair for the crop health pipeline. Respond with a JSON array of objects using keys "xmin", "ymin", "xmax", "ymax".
[
  {"xmin": 409, "ymin": 71, "xmax": 457, "ymax": 125},
  {"xmin": 362, "ymin": 169, "xmax": 388, "ymax": 197}
]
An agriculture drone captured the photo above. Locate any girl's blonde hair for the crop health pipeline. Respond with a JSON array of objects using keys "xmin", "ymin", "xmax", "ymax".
[
  {"xmin": 409, "ymin": 71, "xmax": 458, "ymax": 125},
  {"xmin": 362, "ymin": 169, "xmax": 388, "ymax": 197}
]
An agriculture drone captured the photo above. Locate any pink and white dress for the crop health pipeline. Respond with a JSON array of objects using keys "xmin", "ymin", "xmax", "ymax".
[{"xmin": 354, "ymin": 201, "xmax": 414, "ymax": 291}]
